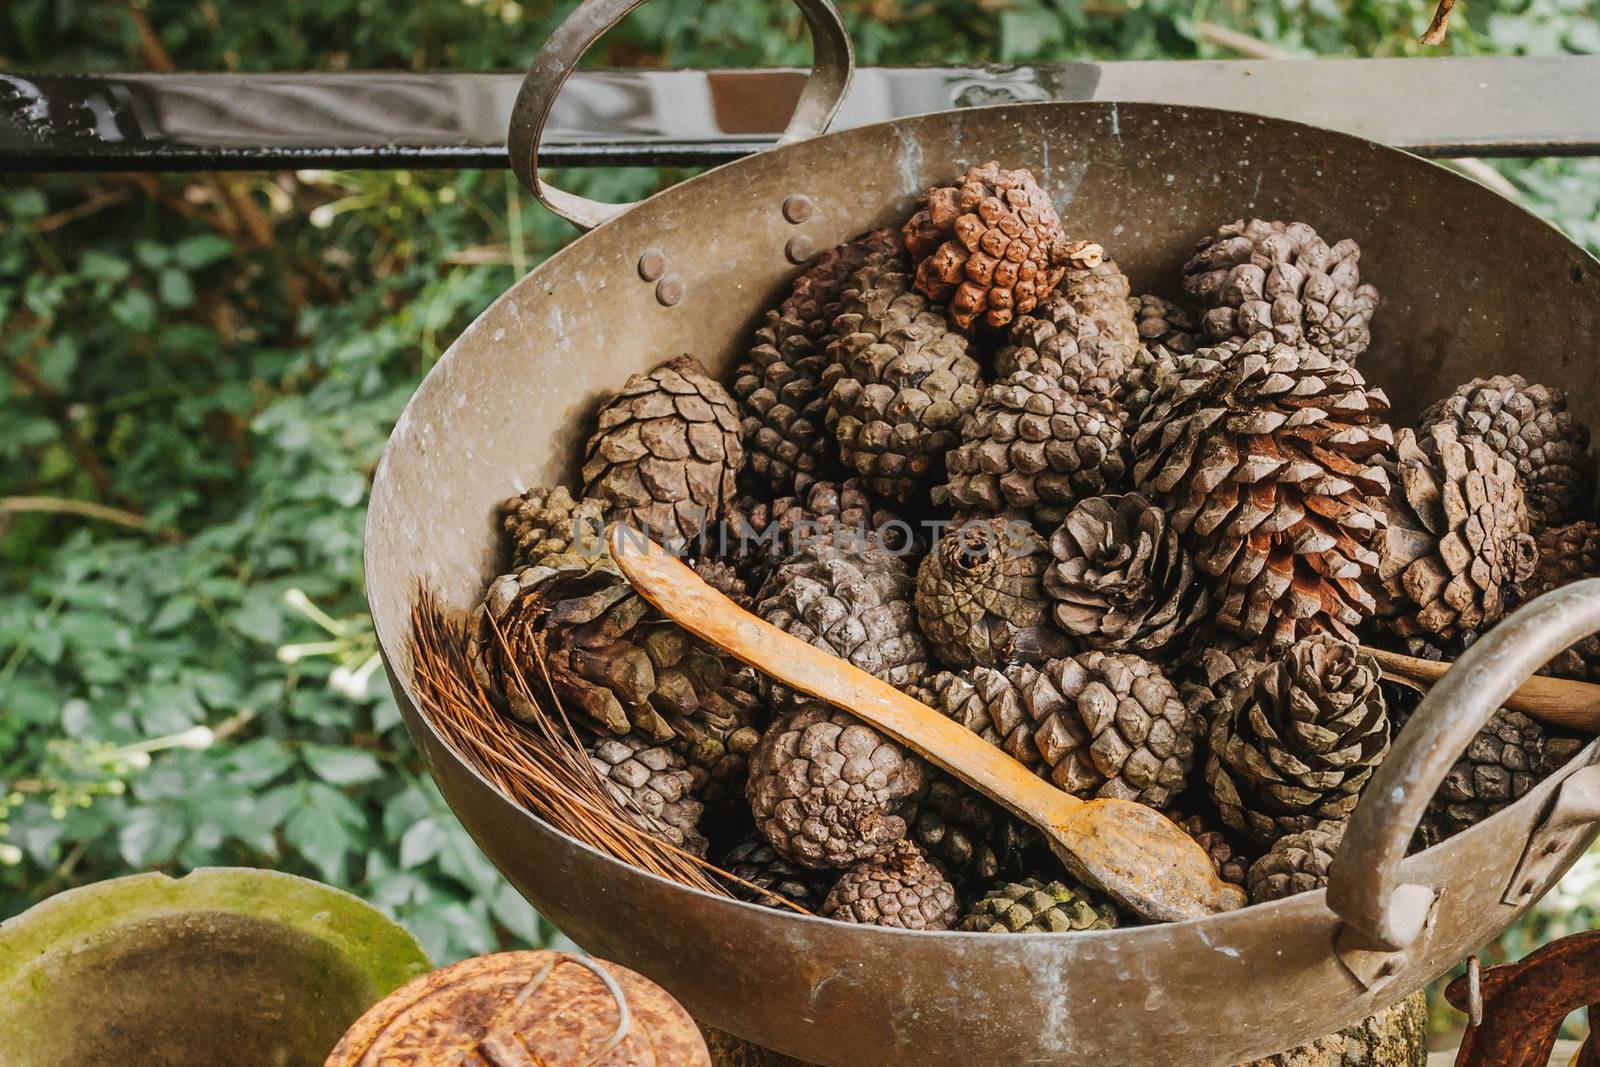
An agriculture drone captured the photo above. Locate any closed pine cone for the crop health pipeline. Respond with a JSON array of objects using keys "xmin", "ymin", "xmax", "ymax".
[
  {"xmin": 747, "ymin": 703, "xmax": 925, "ymax": 869},
  {"xmin": 1132, "ymin": 336, "xmax": 1394, "ymax": 647},
  {"xmin": 731, "ymin": 228, "xmax": 901, "ymax": 499},
  {"xmin": 501, "ymin": 486, "xmax": 608, "ymax": 570},
  {"xmin": 1182, "ymin": 218, "xmax": 1379, "ymax": 361},
  {"xmin": 901, "ymin": 161, "xmax": 1089, "ymax": 331},
  {"xmin": 996, "ymin": 652, "xmax": 1199, "ymax": 807},
  {"xmin": 1419, "ymin": 373, "xmax": 1595, "ymax": 531},
  {"xmin": 1163, "ymin": 808, "xmax": 1250, "ymax": 889},
  {"xmin": 587, "ymin": 735, "xmax": 708, "ymax": 857},
  {"xmin": 991, "ymin": 291, "xmax": 1132, "ymax": 403},
  {"xmin": 1525, "ymin": 521, "xmax": 1600, "ymax": 680},
  {"xmin": 1043, "ymin": 492, "xmax": 1209, "ymax": 654},
  {"xmin": 896, "ymin": 774, "xmax": 1031, "ymax": 888},
  {"xmin": 937, "ymin": 365, "xmax": 1128, "ymax": 524},
  {"xmin": 719, "ymin": 833, "xmax": 836, "ymax": 911},
  {"xmin": 907, "ymin": 668, "xmax": 1011, "ymax": 747},
  {"xmin": 729, "ymin": 476, "xmax": 913, "ymax": 586},
  {"xmin": 1129, "ymin": 294, "xmax": 1201, "ymax": 355},
  {"xmin": 467, "ymin": 550, "xmax": 758, "ymax": 760},
  {"xmin": 1418, "ymin": 708, "xmax": 1583, "ymax": 846},
  {"xmin": 1376, "ymin": 423, "xmax": 1537, "ymax": 645},
  {"xmin": 1207, "ymin": 635, "xmax": 1390, "ymax": 846},
  {"xmin": 821, "ymin": 841, "xmax": 959, "ymax": 929},
  {"xmin": 823, "ymin": 253, "xmax": 983, "ymax": 501},
  {"xmin": 958, "ymin": 877, "xmax": 1120, "ymax": 933},
  {"xmin": 1060, "ymin": 256, "xmax": 1138, "ymax": 350},
  {"xmin": 581, "ymin": 354, "xmax": 743, "ymax": 547},
  {"xmin": 1247, "ymin": 821, "xmax": 1344, "ymax": 904},
  {"xmin": 914, "ymin": 518, "xmax": 1074, "ymax": 669},
  {"xmin": 754, "ymin": 535, "xmax": 929, "ymax": 699}
]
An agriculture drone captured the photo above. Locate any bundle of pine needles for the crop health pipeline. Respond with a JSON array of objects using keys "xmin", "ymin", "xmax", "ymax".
[{"xmin": 406, "ymin": 586, "xmax": 730, "ymax": 896}]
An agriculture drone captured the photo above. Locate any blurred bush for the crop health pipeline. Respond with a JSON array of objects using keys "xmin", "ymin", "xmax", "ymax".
[{"xmin": 2, "ymin": 0, "xmax": 1597, "ymax": 976}]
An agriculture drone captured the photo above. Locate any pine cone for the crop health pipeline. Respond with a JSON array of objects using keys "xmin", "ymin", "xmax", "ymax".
[
  {"xmin": 1043, "ymin": 492, "xmax": 1209, "ymax": 654},
  {"xmin": 1419, "ymin": 708, "xmax": 1580, "ymax": 845},
  {"xmin": 691, "ymin": 557, "xmax": 752, "ymax": 611},
  {"xmin": 1129, "ymin": 294, "xmax": 1200, "ymax": 355},
  {"xmin": 907, "ymin": 669, "xmax": 1011, "ymax": 748},
  {"xmin": 937, "ymin": 366, "xmax": 1128, "ymax": 524},
  {"xmin": 1182, "ymin": 218, "xmax": 1379, "ymax": 361},
  {"xmin": 731, "ymin": 229, "xmax": 901, "ymax": 499},
  {"xmin": 1236, "ymin": 990, "xmax": 1428, "ymax": 1067},
  {"xmin": 996, "ymin": 652, "xmax": 1198, "ymax": 806},
  {"xmin": 501, "ymin": 486, "xmax": 609, "ymax": 570},
  {"xmin": 901, "ymin": 161, "xmax": 1087, "ymax": 331},
  {"xmin": 581, "ymin": 354, "xmax": 743, "ymax": 548},
  {"xmin": 823, "ymin": 254, "xmax": 983, "ymax": 501},
  {"xmin": 467, "ymin": 550, "xmax": 757, "ymax": 752},
  {"xmin": 729, "ymin": 476, "xmax": 914, "ymax": 586},
  {"xmin": 1163, "ymin": 808, "xmax": 1250, "ymax": 889},
  {"xmin": 821, "ymin": 841, "xmax": 959, "ymax": 930},
  {"xmin": 1207, "ymin": 635, "xmax": 1390, "ymax": 846},
  {"xmin": 719, "ymin": 833, "xmax": 836, "ymax": 911},
  {"xmin": 747, "ymin": 703, "xmax": 925, "ymax": 868},
  {"xmin": 914, "ymin": 518, "xmax": 1073, "ymax": 669},
  {"xmin": 1419, "ymin": 373, "xmax": 1595, "ymax": 531},
  {"xmin": 958, "ymin": 877, "xmax": 1120, "ymax": 933},
  {"xmin": 991, "ymin": 291, "xmax": 1132, "ymax": 402},
  {"xmin": 587, "ymin": 735, "xmax": 708, "ymax": 856},
  {"xmin": 1526, "ymin": 521, "xmax": 1600, "ymax": 680},
  {"xmin": 896, "ymin": 774, "xmax": 1031, "ymax": 888},
  {"xmin": 1247, "ymin": 821, "xmax": 1344, "ymax": 904},
  {"xmin": 1118, "ymin": 344, "xmax": 1189, "ymax": 426},
  {"xmin": 754, "ymin": 535, "xmax": 929, "ymax": 699},
  {"xmin": 1060, "ymin": 256, "xmax": 1138, "ymax": 350},
  {"xmin": 1376, "ymin": 423, "xmax": 1537, "ymax": 644},
  {"xmin": 1131, "ymin": 337, "xmax": 1394, "ymax": 647}
]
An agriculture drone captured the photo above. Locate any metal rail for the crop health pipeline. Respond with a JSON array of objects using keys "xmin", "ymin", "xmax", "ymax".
[{"xmin": 3, "ymin": 56, "xmax": 1598, "ymax": 172}]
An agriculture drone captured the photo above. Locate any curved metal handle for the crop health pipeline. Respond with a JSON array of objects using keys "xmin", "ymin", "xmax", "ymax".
[
  {"xmin": 1327, "ymin": 579, "xmax": 1600, "ymax": 951},
  {"xmin": 507, "ymin": 0, "xmax": 854, "ymax": 231}
]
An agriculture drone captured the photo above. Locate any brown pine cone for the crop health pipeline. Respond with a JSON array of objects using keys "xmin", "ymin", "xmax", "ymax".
[
  {"xmin": 1376, "ymin": 423, "xmax": 1537, "ymax": 645},
  {"xmin": 821, "ymin": 841, "xmax": 959, "ymax": 930},
  {"xmin": 914, "ymin": 518, "xmax": 1073, "ymax": 669},
  {"xmin": 746, "ymin": 703, "xmax": 925, "ymax": 869},
  {"xmin": 896, "ymin": 773, "xmax": 1031, "ymax": 889},
  {"xmin": 1207, "ymin": 635, "xmax": 1390, "ymax": 846},
  {"xmin": 731, "ymin": 229, "xmax": 901, "ymax": 499},
  {"xmin": 691, "ymin": 557, "xmax": 752, "ymax": 611},
  {"xmin": 1525, "ymin": 521, "xmax": 1600, "ymax": 680},
  {"xmin": 1162, "ymin": 808, "xmax": 1250, "ymax": 889},
  {"xmin": 902, "ymin": 161, "xmax": 1091, "ymax": 331},
  {"xmin": 1420, "ymin": 373, "xmax": 1595, "ymax": 531},
  {"xmin": 1117, "ymin": 343, "xmax": 1190, "ymax": 427},
  {"xmin": 581, "ymin": 354, "xmax": 743, "ymax": 548},
  {"xmin": 906, "ymin": 668, "xmax": 1011, "ymax": 748},
  {"xmin": 1129, "ymin": 294, "xmax": 1201, "ymax": 355},
  {"xmin": 991, "ymin": 291, "xmax": 1132, "ymax": 402},
  {"xmin": 728, "ymin": 476, "xmax": 913, "ymax": 586},
  {"xmin": 1132, "ymin": 337, "xmax": 1394, "ymax": 647},
  {"xmin": 823, "ymin": 254, "xmax": 983, "ymax": 502},
  {"xmin": 937, "ymin": 366, "xmax": 1128, "ymax": 525},
  {"xmin": 587, "ymin": 735, "xmax": 708, "ymax": 856},
  {"xmin": 958, "ymin": 876, "xmax": 1120, "ymax": 933},
  {"xmin": 1419, "ymin": 708, "xmax": 1581, "ymax": 846},
  {"xmin": 998, "ymin": 652, "xmax": 1199, "ymax": 807},
  {"xmin": 1182, "ymin": 218, "xmax": 1379, "ymax": 361},
  {"xmin": 1247, "ymin": 821, "xmax": 1345, "ymax": 904},
  {"xmin": 1043, "ymin": 492, "xmax": 1209, "ymax": 654},
  {"xmin": 1060, "ymin": 256, "xmax": 1138, "ymax": 350},
  {"xmin": 500, "ymin": 486, "xmax": 609, "ymax": 570},
  {"xmin": 719, "ymin": 833, "xmax": 836, "ymax": 911}
]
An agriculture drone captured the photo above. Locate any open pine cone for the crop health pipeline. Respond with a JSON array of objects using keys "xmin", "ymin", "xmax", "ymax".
[
  {"xmin": 1182, "ymin": 218, "xmax": 1379, "ymax": 361},
  {"xmin": 1206, "ymin": 635, "xmax": 1390, "ymax": 846},
  {"xmin": 902, "ymin": 161, "xmax": 1091, "ymax": 331},
  {"xmin": 581, "ymin": 354, "xmax": 743, "ymax": 547},
  {"xmin": 1162, "ymin": 808, "xmax": 1250, "ymax": 889},
  {"xmin": 1043, "ymin": 492, "xmax": 1209, "ymax": 654},
  {"xmin": 1129, "ymin": 294, "xmax": 1200, "ymax": 355},
  {"xmin": 1376, "ymin": 422, "xmax": 1537, "ymax": 647},
  {"xmin": 896, "ymin": 773, "xmax": 1031, "ymax": 889},
  {"xmin": 719, "ymin": 833, "xmax": 836, "ymax": 911},
  {"xmin": 1132, "ymin": 337, "xmax": 1394, "ymax": 647},
  {"xmin": 908, "ymin": 668, "xmax": 1012, "ymax": 748}
]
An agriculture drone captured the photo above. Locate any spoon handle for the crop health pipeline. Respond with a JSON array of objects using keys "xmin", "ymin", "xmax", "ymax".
[{"xmin": 1360, "ymin": 645, "xmax": 1600, "ymax": 734}]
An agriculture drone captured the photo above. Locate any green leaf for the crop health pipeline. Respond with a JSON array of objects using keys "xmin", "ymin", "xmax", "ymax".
[
  {"xmin": 174, "ymin": 234, "xmax": 236, "ymax": 270},
  {"xmin": 399, "ymin": 816, "xmax": 447, "ymax": 868},
  {"xmin": 157, "ymin": 268, "xmax": 196, "ymax": 309},
  {"xmin": 80, "ymin": 250, "xmax": 131, "ymax": 284},
  {"xmin": 302, "ymin": 743, "xmax": 384, "ymax": 786},
  {"xmin": 110, "ymin": 289, "xmax": 157, "ymax": 332},
  {"xmin": 118, "ymin": 806, "xmax": 187, "ymax": 867}
]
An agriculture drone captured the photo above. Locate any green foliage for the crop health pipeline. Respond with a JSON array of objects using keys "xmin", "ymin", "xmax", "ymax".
[{"xmin": 2, "ymin": 0, "xmax": 1598, "ymax": 981}]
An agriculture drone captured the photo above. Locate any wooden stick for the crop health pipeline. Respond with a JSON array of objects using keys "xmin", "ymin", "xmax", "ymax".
[{"xmin": 1361, "ymin": 645, "xmax": 1600, "ymax": 734}]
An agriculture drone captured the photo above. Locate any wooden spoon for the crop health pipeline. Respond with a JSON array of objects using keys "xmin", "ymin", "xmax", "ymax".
[
  {"xmin": 610, "ymin": 527, "xmax": 1247, "ymax": 924},
  {"xmin": 1360, "ymin": 646, "xmax": 1600, "ymax": 734}
]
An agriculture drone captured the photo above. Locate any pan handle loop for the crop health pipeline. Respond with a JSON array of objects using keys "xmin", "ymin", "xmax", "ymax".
[
  {"xmin": 507, "ymin": 0, "xmax": 854, "ymax": 231},
  {"xmin": 1327, "ymin": 579, "xmax": 1600, "ymax": 951}
]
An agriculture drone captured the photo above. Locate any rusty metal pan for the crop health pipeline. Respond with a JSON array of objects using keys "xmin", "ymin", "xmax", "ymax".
[{"xmin": 365, "ymin": 2, "xmax": 1600, "ymax": 1061}]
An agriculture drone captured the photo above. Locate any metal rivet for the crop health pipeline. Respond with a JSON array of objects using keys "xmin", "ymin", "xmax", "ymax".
[
  {"xmin": 785, "ymin": 235, "xmax": 816, "ymax": 264},
  {"xmin": 782, "ymin": 194, "xmax": 814, "ymax": 224},
  {"xmin": 638, "ymin": 249, "xmax": 667, "ymax": 282},
  {"xmin": 655, "ymin": 274, "xmax": 684, "ymax": 307}
]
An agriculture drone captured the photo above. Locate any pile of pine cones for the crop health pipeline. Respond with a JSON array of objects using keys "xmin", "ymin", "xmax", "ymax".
[{"xmin": 467, "ymin": 161, "xmax": 1595, "ymax": 932}]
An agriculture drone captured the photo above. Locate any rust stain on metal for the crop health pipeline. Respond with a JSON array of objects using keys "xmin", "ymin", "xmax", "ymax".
[
  {"xmin": 325, "ymin": 950, "xmax": 713, "ymax": 1066},
  {"xmin": 1446, "ymin": 933, "xmax": 1600, "ymax": 1067}
]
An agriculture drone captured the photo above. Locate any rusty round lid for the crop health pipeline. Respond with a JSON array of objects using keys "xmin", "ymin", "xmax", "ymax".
[{"xmin": 325, "ymin": 950, "xmax": 713, "ymax": 1066}]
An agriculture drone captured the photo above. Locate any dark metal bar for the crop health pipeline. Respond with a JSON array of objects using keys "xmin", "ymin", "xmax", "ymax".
[{"xmin": 3, "ymin": 56, "xmax": 1597, "ymax": 173}]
